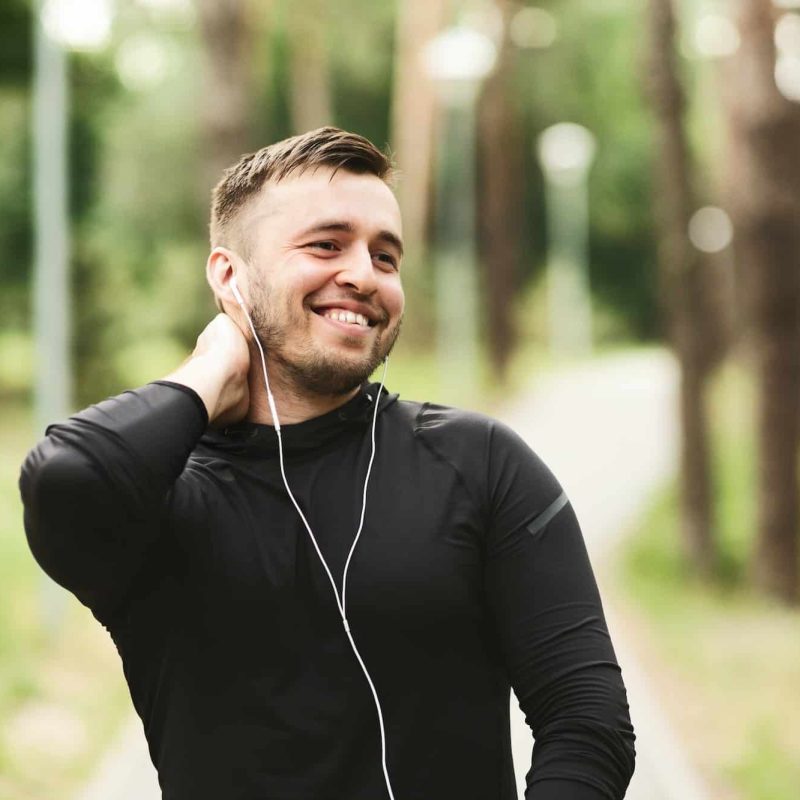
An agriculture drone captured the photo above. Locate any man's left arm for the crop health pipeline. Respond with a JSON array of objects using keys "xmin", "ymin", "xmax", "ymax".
[{"xmin": 483, "ymin": 420, "xmax": 636, "ymax": 799}]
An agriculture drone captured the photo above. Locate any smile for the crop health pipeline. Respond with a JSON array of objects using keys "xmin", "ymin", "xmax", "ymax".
[
  {"xmin": 312, "ymin": 308, "xmax": 377, "ymax": 337},
  {"xmin": 311, "ymin": 304, "xmax": 380, "ymax": 330}
]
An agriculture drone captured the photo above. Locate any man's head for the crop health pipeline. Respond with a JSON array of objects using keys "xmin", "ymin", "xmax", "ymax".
[{"xmin": 206, "ymin": 127, "xmax": 405, "ymax": 398}]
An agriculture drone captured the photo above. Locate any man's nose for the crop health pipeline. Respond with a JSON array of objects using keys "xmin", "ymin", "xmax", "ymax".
[{"xmin": 334, "ymin": 246, "xmax": 378, "ymax": 295}]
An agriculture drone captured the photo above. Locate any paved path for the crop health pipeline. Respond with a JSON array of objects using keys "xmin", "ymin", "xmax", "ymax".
[{"xmin": 78, "ymin": 349, "xmax": 708, "ymax": 800}]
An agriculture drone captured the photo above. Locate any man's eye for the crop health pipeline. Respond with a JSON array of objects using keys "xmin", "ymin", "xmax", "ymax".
[
  {"xmin": 374, "ymin": 253, "xmax": 398, "ymax": 269},
  {"xmin": 308, "ymin": 241, "xmax": 338, "ymax": 252}
]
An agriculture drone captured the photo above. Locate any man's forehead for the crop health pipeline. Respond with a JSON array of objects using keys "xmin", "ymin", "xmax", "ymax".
[{"xmin": 242, "ymin": 170, "xmax": 402, "ymax": 240}]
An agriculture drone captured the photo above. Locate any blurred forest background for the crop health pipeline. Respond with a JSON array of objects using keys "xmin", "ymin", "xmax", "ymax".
[{"xmin": 1, "ymin": 0, "xmax": 799, "ymax": 798}]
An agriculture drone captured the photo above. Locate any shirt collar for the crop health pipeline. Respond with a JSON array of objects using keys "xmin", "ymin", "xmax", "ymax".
[{"xmin": 199, "ymin": 382, "xmax": 397, "ymax": 456}]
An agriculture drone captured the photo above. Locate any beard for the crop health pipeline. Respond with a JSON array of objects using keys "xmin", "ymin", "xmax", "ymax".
[{"xmin": 248, "ymin": 280, "xmax": 402, "ymax": 397}]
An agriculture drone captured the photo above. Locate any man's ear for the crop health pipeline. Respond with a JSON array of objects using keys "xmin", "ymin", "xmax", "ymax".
[{"xmin": 206, "ymin": 247, "xmax": 240, "ymax": 311}]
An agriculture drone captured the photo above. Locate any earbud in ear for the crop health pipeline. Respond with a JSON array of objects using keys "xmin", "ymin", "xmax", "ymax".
[{"xmin": 230, "ymin": 275, "xmax": 245, "ymax": 307}]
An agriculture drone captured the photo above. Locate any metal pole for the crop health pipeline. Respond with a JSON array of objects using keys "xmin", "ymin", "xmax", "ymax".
[
  {"xmin": 33, "ymin": 0, "xmax": 71, "ymax": 634},
  {"xmin": 538, "ymin": 123, "xmax": 596, "ymax": 359},
  {"xmin": 544, "ymin": 173, "xmax": 593, "ymax": 357},
  {"xmin": 434, "ymin": 96, "xmax": 480, "ymax": 399}
]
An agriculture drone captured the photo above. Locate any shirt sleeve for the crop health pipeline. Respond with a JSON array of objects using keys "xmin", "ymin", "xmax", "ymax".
[
  {"xmin": 18, "ymin": 381, "xmax": 208, "ymax": 623},
  {"xmin": 483, "ymin": 420, "xmax": 636, "ymax": 799}
]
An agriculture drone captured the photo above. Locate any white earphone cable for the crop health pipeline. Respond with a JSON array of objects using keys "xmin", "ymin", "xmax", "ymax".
[{"xmin": 237, "ymin": 296, "xmax": 396, "ymax": 800}]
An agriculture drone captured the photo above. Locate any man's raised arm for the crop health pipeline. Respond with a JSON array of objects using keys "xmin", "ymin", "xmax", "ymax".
[{"xmin": 19, "ymin": 314, "xmax": 249, "ymax": 622}]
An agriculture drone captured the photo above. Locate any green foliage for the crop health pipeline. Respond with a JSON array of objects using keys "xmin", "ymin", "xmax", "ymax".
[
  {"xmin": 0, "ymin": 330, "xmax": 33, "ymax": 399},
  {"xmin": 328, "ymin": 0, "xmax": 395, "ymax": 147},
  {"xmin": 730, "ymin": 724, "xmax": 800, "ymax": 800},
  {"xmin": 0, "ymin": 0, "xmax": 31, "ymax": 86},
  {"xmin": 0, "ymin": 90, "xmax": 32, "ymax": 329}
]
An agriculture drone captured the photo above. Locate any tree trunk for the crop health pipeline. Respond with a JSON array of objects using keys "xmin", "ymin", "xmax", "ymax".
[
  {"xmin": 286, "ymin": 0, "xmax": 333, "ymax": 133},
  {"xmin": 195, "ymin": 0, "xmax": 257, "ymax": 195},
  {"xmin": 645, "ymin": 0, "xmax": 719, "ymax": 576},
  {"xmin": 724, "ymin": 0, "xmax": 800, "ymax": 603},
  {"xmin": 477, "ymin": 0, "xmax": 524, "ymax": 382},
  {"xmin": 389, "ymin": 0, "xmax": 447, "ymax": 340}
]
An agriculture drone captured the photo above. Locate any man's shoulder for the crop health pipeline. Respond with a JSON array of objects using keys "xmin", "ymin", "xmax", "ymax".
[
  {"xmin": 390, "ymin": 397, "xmax": 498, "ymax": 436},
  {"xmin": 389, "ymin": 398, "xmax": 531, "ymax": 461}
]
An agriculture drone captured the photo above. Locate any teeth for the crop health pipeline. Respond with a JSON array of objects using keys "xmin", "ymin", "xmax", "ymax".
[{"xmin": 322, "ymin": 308, "xmax": 370, "ymax": 327}]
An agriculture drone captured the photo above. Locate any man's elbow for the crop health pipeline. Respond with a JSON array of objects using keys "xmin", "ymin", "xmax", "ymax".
[
  {"xmin": 531, "ymin": 716, "xmax": 636, "ymax": 799},
  {"xmin": 19, "ymin": 440, "xmax": 104, "ymax": 589}
]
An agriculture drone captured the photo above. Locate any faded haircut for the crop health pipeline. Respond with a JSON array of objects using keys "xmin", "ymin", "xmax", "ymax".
[{"xmin": 209, "ymin": 126, "xmax": 397, "ymax": 258}]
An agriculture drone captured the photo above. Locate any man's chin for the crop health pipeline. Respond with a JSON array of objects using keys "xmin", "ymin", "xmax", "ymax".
[
  {"xmin": 277, "ymin": 352, "xmax": 382, "ymax": 398},
  {"xmin": 267, "ymin": 317, "xmax": 400, "ymax": 397}
]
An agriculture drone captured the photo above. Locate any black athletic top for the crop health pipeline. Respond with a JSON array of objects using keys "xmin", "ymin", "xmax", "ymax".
[{"xmin": 19, "ymin": 381, "xmax": 635, "ymax": 799}]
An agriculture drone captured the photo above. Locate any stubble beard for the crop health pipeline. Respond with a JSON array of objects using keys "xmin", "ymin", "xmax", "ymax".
[{"xmin": 249, "ymin": 285, "xmax": 402, "ymax": 398}]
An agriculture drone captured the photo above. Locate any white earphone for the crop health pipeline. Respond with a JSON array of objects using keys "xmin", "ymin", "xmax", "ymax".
[
  {"xmin": 230, "ymin": 274, "xmax": 245, "ymax": 307},
  {"xmin": 227, "ymin": 274, "xmax": 396, "ymax": 799}
]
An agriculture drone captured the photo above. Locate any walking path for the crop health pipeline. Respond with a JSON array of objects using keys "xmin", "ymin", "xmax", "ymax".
[{"xmin": 78, "ymin": 348, "xmax": 708, "ymax": 800}]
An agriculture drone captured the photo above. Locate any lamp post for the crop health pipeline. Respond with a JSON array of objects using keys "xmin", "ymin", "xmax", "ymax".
[
  {"xmin": 33, "ymin": 0, "xmax": 113, "ymax": 633},
  {"xmin": 422, "ymin": 26, "xmax": 496, "ymax": 399},
  {"xmin": 537, "ymin": 122, "xmax": 596, "ymax": 358},
  {"xmin": 33, "ymin": 0, "xmax": 114, "ymax": 437}
]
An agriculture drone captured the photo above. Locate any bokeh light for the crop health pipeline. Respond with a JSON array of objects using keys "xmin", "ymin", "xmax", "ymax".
[
  {"xmin": 693, "ymin": 13, "xmax": 740, "ymax": 58},
  {"xmin": 509, "ymin": 7, "xmax": 558, "ymax": 50},
  {"xmin": 775, "ymin": 54, "xmax": 800, "ymax": 101},
  {"xmin": 775, "ymin": 13, "xmax": 800, "ymax": 55},
  {"xmin": 115, "ymin": 35, "xmax": 172, "ymax": 92},
  {"xmin": 538, "ymin": 123, "xmax": 597, "ymax": 184},
  {"xmin": 41, "ymin": 0, "xmax": 113, "ymax": 51},
  {"xmin": 421, "ymin": 26, "xmax": 497, "ymax": 85},
  {"xmin": 688, "ymin": 206, "xmax": 734, "ymax": 253}
]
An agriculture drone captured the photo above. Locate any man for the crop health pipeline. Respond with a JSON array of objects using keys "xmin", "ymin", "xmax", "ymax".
[{"xmin": 20, "ymin": 127, "xmax": 635, "ymax": 799}]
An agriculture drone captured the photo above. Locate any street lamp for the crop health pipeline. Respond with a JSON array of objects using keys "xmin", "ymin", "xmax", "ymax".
[
  {"xmin": 33, "ymin": 0, "xmax": 114, "ymax": 437},
  {"xmin": 422, "ymin": 26, "xmax": 497, "ymax": 399},
  {"xmin": 32, "ymin": 0, "xmax": 112, "ymax": 634},
  {"xmin": 537, "ymin": 122, "xmax": 596, "ymax": 358}
]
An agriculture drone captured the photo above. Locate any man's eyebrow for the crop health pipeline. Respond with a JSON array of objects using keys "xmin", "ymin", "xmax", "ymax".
[{"xmin": 296, "ymin": 220, "xmax": 404, "ymax": 258}]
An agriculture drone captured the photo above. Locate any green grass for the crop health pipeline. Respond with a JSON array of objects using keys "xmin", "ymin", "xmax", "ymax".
[{"xmin": 618, "ymin": 360, "xmax": 800, "ymax": 800}]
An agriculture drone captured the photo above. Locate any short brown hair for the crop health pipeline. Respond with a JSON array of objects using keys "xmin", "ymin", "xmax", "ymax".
[{"xmin": 209, "ymin": 126, "xmax": 396, "ymax": 255}]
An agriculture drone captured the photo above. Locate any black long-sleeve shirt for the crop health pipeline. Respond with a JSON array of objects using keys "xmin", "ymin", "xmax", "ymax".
[{"xmin": 19, "ymin": 381, "xmax": 635, "ymax": 799}]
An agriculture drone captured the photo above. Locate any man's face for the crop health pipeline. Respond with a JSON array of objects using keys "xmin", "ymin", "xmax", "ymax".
[{"xmin": 238, "ymin": 166, "xmax": 405, "ymax": 397}]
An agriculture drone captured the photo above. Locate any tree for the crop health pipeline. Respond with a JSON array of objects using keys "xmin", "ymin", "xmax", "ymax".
[
  {"xmin": 724, "ymin": 0, "xmax": 800, "ymax": 603},
  {"xmin": 195, "ymin": 0, "xmax": 258, "ymax": 194},
  {"xmin": 286, "ymin": 0, "xmax": 333, "ymax": 133},
  {"xmin": 477, "ymin": 0, "xmax": 525, "ymax": 381},
  {"xmin": 644, "ymin": 0, "xmax": 723, "ymax": 576},
  {"xmin": 389, "ymin": 0, "xmax": 447, "ymax": 336}
]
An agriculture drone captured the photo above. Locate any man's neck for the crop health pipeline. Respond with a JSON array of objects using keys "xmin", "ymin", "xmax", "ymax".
[{"xmin": 244, "ymin": 357, "xmax": 360, "ymax": 426}]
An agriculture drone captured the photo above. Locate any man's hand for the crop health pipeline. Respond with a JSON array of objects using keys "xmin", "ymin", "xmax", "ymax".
[{"xmin": 163, "ymin": 314, "xmax": 250, "ymax": 427}]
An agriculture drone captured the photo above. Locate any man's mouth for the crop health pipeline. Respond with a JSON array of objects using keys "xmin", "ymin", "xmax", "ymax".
[
  {"xmin": 315, "ymin": 307, "xmax": 373, "ymax": 328},
  {"xmin": 310, "ymin": 299, "xmax": 384, "ymax": 329}
]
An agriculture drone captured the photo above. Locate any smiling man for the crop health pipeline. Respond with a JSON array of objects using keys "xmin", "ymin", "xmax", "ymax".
[{"xmin": 20, "ymin": 127, "xmax": 635, "ymax": 799}]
